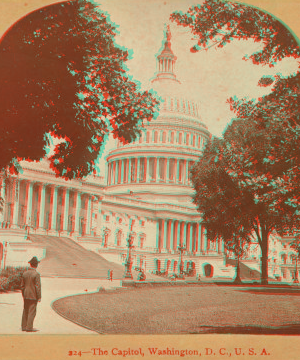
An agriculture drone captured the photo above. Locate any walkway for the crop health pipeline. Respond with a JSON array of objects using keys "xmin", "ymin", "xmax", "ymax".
[{"xmin": 0, "ymin": 277, "xmax": 120, "ymax": 334}]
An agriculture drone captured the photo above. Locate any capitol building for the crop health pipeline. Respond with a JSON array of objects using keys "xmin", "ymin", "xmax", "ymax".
[{"xmin": 0, "ymin": 27, "xmax": 296, "ymax": 282}]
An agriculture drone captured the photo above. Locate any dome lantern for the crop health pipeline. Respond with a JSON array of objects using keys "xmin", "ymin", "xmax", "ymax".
[{"xmin": 152, "ymin": 25, "xmax": 180, "ymax": 84}]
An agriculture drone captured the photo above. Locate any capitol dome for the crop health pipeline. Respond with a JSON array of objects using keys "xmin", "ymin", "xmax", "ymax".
[{"xmin": 105, "ymin": 26, "xmax": 210, "ymax": 205}]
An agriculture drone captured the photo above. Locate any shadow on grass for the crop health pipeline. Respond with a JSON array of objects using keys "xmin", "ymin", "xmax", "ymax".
[
  {"xmin": 191, "ymin": 324, "xmax": 300, "ymax": 335},
  {"xmin": 213, "ymin": 281, "xmax": 300, "ymax": 295},
  {"xmin": 237, "ymin": 287, "xmax": 300, "ymax": 296}
]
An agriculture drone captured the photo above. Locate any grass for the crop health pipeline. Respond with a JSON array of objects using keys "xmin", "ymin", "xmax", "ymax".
[{"xmin": 52, "ymin": 284, "xmax": 300, "ymax": 334}]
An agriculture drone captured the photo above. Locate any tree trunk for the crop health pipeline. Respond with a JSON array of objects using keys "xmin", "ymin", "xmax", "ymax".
[
  {"xmin": 234, "ymin": 255, "xmax": 242, "ymax": 284},
  {"xmin": 260, "ymin": 230, "xmax": 269, "ymax": 285}
]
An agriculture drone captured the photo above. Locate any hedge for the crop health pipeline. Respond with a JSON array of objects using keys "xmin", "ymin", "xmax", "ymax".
[{"xmin": 0, "ymin": 266, "xmax": 27, "ymax": 292}]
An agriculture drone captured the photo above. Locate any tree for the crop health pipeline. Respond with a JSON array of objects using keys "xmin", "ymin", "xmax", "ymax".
[
  {"xmin": 0, "ymin": 0, "xmax": 159, "ymax": 180},
  {"xmin": 191, "ymin": 134, "xmax": 298, "ymax": 285},
  {"xmin": 172, "ymin": 0, "xmax": 300, "ymax": 284}
]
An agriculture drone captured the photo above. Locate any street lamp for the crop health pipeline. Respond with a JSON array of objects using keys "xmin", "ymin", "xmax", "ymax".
[
  {"xmin": 123, "ymin": 232, "xmax": 134, "ymax": 279},
  {"xmin": 177, "ymin": 245, "xmax": 186, "ymax": 277}
]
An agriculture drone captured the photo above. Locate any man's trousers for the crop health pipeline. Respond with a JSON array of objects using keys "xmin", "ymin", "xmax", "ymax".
[{"xmin": 21, "ymin": 299, "xmax": 38, "ymax": 331}]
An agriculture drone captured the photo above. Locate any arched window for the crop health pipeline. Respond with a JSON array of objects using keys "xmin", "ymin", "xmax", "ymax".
[
  {"xmin": 116, "ymin": 230, "xmax": 122, "ymax": 246},
  {"xmin": 162, "ymin": 131, "xmax": 166, "ymax": 143},
  {"xmin": 146, "ymin": 131, "xmax": 150, "ymax": 143}
]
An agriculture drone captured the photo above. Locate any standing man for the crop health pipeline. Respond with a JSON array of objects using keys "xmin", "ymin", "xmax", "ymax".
[{"xmin": 21, "ymin": 256, "xmax": 41, "ymax": 332}]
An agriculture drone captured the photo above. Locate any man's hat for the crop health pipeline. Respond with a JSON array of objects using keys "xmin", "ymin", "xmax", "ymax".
[{"xmin": 28, "ymin": 256, "xmax": 39, "ymax": 267}]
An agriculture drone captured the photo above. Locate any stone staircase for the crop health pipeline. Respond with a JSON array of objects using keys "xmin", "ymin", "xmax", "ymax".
[{"xmin": 28, "ymin": 235, "xmax": 125, "ymax": 279}]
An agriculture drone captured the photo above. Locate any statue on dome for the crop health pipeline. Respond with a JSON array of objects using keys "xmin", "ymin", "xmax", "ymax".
[{"xmin": 166, "ymin": 24, "xmax": 171, "ymax": 41}]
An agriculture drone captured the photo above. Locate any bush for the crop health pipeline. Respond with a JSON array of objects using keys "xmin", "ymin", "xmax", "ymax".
[{"xmin": 0, "ymin": 266, "xmax": 27, "ymax": 292}]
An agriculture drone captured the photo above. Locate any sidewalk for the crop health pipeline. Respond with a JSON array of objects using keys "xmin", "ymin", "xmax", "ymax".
[{"xmin": 0, "ymin": 277, "xmax": 121, "ymax": 334}]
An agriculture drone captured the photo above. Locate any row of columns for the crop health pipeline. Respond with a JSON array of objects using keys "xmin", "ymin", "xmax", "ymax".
[
  {"xmin": 108, "ymin": 157, "xmax": 194, "ymax": 186},
  {"xmin": 158, "ymin": 58, "xmax": 175, "ymax": 73},
  {"xmin": 0, "ymin": 178, "xmax": 93, "ymax": 236},
  {"xmin": 156, "ymin": 219, "xmax": 224, "ymax": 255}
]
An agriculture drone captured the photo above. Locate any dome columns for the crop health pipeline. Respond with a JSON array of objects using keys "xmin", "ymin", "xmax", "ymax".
[{"xmin": 107, "ymin": 156, "xmax": 194, "ymax": 187}]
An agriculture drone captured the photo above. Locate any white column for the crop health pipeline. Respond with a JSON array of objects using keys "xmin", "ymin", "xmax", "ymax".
[
  {"xmin": 107, "ymin": 163, "xmax": 111, "ymax": 185},
  {"xmin": 115, "ymin": 161, "xmax": 119, "ymax": 184},
  {"xmin": 185, "ymin": 160, "xmax": 189, "ymax": 185},
  {"xmin": 135, "ymin": 158, "xmax": 138, "ymax": 182},
  {"xmin": 198, "ymin": 223, "xmax": 202, "ymax": 254},
  {"xmin": 189, "ymin": 223, "xmax": 193, "ymax": 253},
  {"xmin": 62, "ymin": 188, "xmax": 69, "ymax": 232},
  {"xmin": 162, "ymin": 219, "xmax": 169, "ymax": 252},
  {"xmin": 136, "ymin": 157, "xmax": 140, "ymax": 183},
  {"xmin": 169, "ymin": 220, "xmax": 174, "ymax": 252},
  {"xmin": 128, "ymin": 159, "xmax": 131, "ymax": 183},
  {"xmin": 74, "ymin": 191, "xmax": 81, "ymax": 234},
  {"xmin": 38, "ymin": 184, "xmax": 46, "ymax": 230},
  {"xmin": 146, "ymin": 157, "xmax": 150, "ymax": 182},
  {"xmin": 50, "ymin": 186, "xmax": 58, "ymax": 231},
  {"xmin": 177, "ymin": 221, "xmax": 181, "ymax": 248},
  {"xmin": 12, "ymin": 179, "xmax": 19, "ymax": 228},
  {"xmin": 203, "ymin": 227, "xmax": 208, "ymax": 253},
  {"xmin": 120, "ymin": 159, "xmax": 124, "ymax": 183},
  {"xmin": 25, "ymin": 182, "xmax": 33, "ymax": 226},
  {"xmin": 176, "ymin": 159, "xmax": 180, "ymax": 184},
  {"xmin": 113, "ymin": 161, "xmax": 116, "ymax": 184},
  {"xmin": 86, "ymin": 195, "xmax": 92, "ymax": 235},
  {"xmin": 156, "ymin": 157, "xmax": 160, "ymax": 182},
  {"xmin": 183, "ymin": 222, "xmax": 187, "ymax": 248}
]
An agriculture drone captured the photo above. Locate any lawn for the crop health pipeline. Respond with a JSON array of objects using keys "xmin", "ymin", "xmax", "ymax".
[{"xmin": 52, "ymin": 284, "xmax": 300, "ymax": 334}]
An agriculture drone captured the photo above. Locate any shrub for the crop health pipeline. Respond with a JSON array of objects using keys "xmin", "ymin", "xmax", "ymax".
[{"xmin": 0, "ymin": 266, "xmax": 27, "ymax": 292}]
